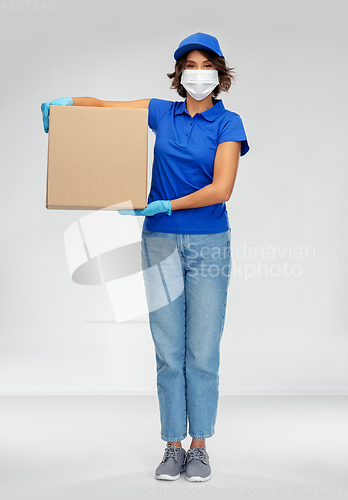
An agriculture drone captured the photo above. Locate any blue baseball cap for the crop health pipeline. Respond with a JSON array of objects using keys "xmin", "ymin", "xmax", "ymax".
[{"xmin": 174, "ymin": 32, "xmax": 225, "ymax": 61}]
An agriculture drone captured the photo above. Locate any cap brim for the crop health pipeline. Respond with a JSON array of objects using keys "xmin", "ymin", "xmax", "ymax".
[{"xmin": 174, "ymin": 43, "xmax": 224, "ymax": 60}]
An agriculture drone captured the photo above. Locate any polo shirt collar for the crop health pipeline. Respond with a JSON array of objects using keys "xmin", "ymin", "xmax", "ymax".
[{"xmin": 174, "ymin": 98, "xmax": 225, "ymax": 121}]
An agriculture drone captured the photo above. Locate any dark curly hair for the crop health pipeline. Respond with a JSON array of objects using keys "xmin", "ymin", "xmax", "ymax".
[{"xmin": 167, "ymin": 49, "xmax": 236, "ymax": 99}]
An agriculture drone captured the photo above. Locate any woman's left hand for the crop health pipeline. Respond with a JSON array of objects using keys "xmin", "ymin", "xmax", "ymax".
[{"xmin": 119, "ymin": 200, "xmax": 172, "ymax": 217}]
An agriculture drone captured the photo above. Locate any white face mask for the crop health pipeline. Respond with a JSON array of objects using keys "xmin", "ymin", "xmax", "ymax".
[{"xmin": 181, "ymin": 69, "xmax": 219, "ymax": 101}]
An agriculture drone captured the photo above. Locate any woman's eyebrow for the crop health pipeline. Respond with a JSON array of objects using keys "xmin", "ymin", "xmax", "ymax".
[{"xmin": 186, "ymin": 59, "xmax": 211, "ymax": 63}]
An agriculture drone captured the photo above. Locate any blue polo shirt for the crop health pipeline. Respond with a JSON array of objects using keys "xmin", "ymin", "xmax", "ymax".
[{"xmin": 143, "ymin": 97, "xmax": 250, "ymax": 234}]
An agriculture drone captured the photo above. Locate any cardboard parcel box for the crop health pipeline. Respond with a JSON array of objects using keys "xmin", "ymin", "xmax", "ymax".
[{"xmin": 46, "ymin": 105, "xmax": 148, "ymax": 210}]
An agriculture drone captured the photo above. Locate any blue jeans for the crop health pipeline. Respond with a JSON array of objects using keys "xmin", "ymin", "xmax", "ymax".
[{"xmin": 141, "ymin": 228, "xmax": 232, "ymax": 442}]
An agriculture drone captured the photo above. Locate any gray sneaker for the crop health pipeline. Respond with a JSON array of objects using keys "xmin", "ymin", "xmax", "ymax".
[
  {"xmin": 185, "ymin": 447, "xmax": 212, "ymax": 481},
  {"xmin": 155, "ymin": 444, "xmax": 187, "ymax": 480}
]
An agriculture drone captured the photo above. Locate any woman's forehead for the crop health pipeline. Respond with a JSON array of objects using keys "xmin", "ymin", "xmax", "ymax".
[{"xmin": 185, "ymin": 49, "xmax": 208, "ymax": 60}]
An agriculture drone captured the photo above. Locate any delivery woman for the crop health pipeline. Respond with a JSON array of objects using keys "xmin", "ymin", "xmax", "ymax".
[{"xmin": 41, "ymin": 32, "xmax": 250, "ymax": 482}]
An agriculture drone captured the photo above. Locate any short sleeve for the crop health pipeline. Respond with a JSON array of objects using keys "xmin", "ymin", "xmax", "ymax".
[
  {"xmin": 148, "ymin": 98, "xmax": 173, "ymax": 133},
  {"xmin": 218, "ymin": 113, "xmax": 250, "ymax": 156}
]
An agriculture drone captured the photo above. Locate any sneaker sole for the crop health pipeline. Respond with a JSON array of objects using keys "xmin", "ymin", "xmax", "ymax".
[
  {"xmin": 186, "ymin": 472, "xmax": 212, "ymax": 482},
  {"xmin": 155, "ymin": 472, "xmax": 180, "ymax": 480}
]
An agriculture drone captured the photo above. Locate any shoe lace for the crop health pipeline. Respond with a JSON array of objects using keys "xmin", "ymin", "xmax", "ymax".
[
  {"xmin": 161, "ymin": 445, "xmax": 182, "ymax": 464},
  {"xmin": 186, "ymin": 447, "xmax": 209, "ymax": 465}
]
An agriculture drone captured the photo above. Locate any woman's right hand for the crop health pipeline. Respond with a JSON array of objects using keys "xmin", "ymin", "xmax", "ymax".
[{"xmin": 41, "ymin": 96, "xmax": 73, "ymax": 133}]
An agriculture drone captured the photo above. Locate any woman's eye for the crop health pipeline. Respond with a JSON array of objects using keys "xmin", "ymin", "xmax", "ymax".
[{"xmin": 186, "ymin": 63, "xmax": 213, "ymax": 68}]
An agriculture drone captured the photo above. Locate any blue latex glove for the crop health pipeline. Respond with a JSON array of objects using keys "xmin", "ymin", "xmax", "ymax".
[
  {"xmin": 41, "ymin": 96, "xmax": 73, "ymax": 133},
  {"xmin": 119, "ymin": 200, "xmax": 172, "ymax": 217}
]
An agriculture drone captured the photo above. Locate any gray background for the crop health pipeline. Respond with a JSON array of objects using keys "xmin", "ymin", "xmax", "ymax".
[{"xmin": 0, "ymin": 0, "xmax": 347, "ymax": 394}]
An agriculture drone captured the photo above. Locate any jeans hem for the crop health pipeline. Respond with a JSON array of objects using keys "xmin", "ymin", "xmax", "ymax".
[
  {"xmin": 161, "ymin": 432, "xmax": 187, "ymax": 442},
  {"xmin": 188, "ymin": 431, "xmax": 214, "ymax": 439}
]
